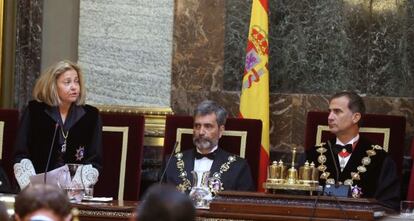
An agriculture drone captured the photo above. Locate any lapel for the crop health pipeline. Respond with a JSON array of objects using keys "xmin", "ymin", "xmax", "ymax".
[
  {"xmin": 325, "ymin": 139, "xmax": 341, "ymax": 180},
  {"xmin": 209, "ymin": 148, "xmax": 228, "ymax": 175},
  {"xmin": 183, "ymin": 149, "xmax": 195, "ymax": 184}
]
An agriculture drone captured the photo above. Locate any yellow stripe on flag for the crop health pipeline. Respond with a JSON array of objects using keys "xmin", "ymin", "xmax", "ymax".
[{"xmin": 239, "ymin": 0, "xmax": 269, "ymax": 192}]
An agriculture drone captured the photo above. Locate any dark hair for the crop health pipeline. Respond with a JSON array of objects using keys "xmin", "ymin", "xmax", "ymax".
[
  {"xmin": 329, "ymin": 91, "xmax": 365, "ymax": 126},
  {"xmin": 329, "ymin": 91, "xmax": 365, "ymax": 115},
  {"xmin": 137, "ymin": 184, "xmax": 195, "ymax": 221},
  {"xmin": 0, "ymin": 201, "xmax": 9, "ymax": 221},
  {"xmin": 14, "ymin": 184, "xmax": 71, "ymax": 219},
  {"xmin": 194, "ymin": 100, "xmax": 228, "ymax": 126}
]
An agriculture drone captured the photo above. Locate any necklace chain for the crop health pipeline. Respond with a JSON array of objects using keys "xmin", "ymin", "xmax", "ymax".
[
  {"xmin": 60, "ymin": 127, "xmax": 69, "ymax": 153},
  {"xmin": 61, "ymin": 127, "xmax": 69, "ymax": 139}
]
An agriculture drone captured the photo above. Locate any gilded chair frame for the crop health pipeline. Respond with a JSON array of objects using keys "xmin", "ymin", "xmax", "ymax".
[
  {"xmin": 0, "ymin": 121, "xmax": 4, "ymax": 159},
  {"xmin": 316, "ymin": 125, "xmax": 390, "ymax": 152},
  {"xmin": 102, "ymin": 126, "xmax": 129, "ymax": 201}
]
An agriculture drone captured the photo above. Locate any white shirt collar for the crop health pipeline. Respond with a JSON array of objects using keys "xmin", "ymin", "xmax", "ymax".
[
  {"xmin": 196, "ymin": 145, "xmax": 218, "ymax": 154},
  {"xmin": 336, "ymin": 134, "xmax": 359, "ymax": 146}
]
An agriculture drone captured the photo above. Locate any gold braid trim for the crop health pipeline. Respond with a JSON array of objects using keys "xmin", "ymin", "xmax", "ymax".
[
  {"xmin": 174, "ymin": 152, "xmax": 237, "ymax": 194},
  {"xmin": 316, "ymin": 143, "xmax": 382, "ymax": 186},
  {"xmin": 175, "ymin": 152, "xmax": 192, "ymax": 193}
]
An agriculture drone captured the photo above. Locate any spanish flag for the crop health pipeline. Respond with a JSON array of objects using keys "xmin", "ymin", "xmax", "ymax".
[{"xmin": 239, "ymin": 0, "xmax": 269, "ymax": 192}]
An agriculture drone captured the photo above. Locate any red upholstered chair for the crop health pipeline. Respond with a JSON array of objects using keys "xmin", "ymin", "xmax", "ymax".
[
  {"xmin": 0, "ymin": 109, "xmax": 19, "ymax": 188},
  {"xmin": 304, "ymin": 111, "xmax": 406, "ymax": 177},
  {"xmin": 163, "ymin": 115, "xmax": 262, "ymax": 190},
  {"xmin": 95, "ymin": 112, "xmax": 145, "ymax": 201},
  {"xmin": 407, "ymin": 138, "xmax": 414, "ymax": 201}
]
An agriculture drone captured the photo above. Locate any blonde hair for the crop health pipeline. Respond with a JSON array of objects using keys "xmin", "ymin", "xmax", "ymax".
[{"xmin": 32, "ymin": 60, "xmax": 86, "ymax": 106}]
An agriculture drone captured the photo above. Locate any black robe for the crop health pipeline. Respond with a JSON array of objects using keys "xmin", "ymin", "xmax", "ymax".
[
  {"xmin": 305, "ymin": 136, "xmax": 400, "ymax": 210},
  {"xmin": 163, "ymin": 148, "xmax": 255, "ymax": 193},
  {"xmin": 14, "ymin": 100, "xmax": 103, "ymax": 173},
  {"xmin": 0, "ymin": 162, "xmax": 12, "ymax": 193}
]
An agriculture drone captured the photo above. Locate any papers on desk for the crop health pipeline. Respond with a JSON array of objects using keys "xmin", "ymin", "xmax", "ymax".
[
  {"xmin": 82, "ymin": 197, "xmax": 113, "ymax": 202},
  {"xmin": 29, "ymin": 165, "xmax": 68, "ymax": 186}
]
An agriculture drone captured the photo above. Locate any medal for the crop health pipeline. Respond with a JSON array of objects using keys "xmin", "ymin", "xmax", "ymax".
[
  {"xmin": 75, "ymin": 146, "xmax": 85, "ymax": 161},
  {"xmin": 351, "ymin": 185, "xmax": 362, "ymax": 198},
  {"xmin": 208, "ymin": 177, "xmax": 223, "ymax": 195}
]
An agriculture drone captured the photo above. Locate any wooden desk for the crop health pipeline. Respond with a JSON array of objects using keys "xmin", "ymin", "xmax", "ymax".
[
  {"xmin": 206, "ymin": 191, "xmax": 393, "ymax": 221},
  {"xmin": 73, "ymin": 201, "xmax": 137, "ymax": 221},
  {"xmin": 2, "ymin": 192, "xmax": 403, "ymax": 221},
  {"xmin": 73, "ymin": 192, "xmax": 399, "ymax": 221}
]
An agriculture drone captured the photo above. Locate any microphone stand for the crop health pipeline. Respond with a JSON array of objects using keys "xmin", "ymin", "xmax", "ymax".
[
  {"xmin": 159, "ymin": 141, "xmax": 179, "ymax": 184},
  {"xmin": 327, "ymin": 140, "xmax": 340, "ymax": 185},
  {"xmin": 326, "ymin": 140, "xmax": 349, "ymax": 220},
  {"xmin": 44, "ymin": 123, "xmax": 59, "ymax": 184}
]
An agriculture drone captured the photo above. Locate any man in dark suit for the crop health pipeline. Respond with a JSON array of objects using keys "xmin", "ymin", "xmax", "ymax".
[
  {"xmin": 305, "ymin": 91, "xmax": 400, "ymax": 210},
  {"xmin": 163, "ymin": 100, "xmax": 254, "ymax": 194}
]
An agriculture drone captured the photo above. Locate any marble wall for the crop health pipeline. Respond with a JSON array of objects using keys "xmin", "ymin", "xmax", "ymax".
[
  {"xmin": 14, "ymin": 0, "xmax": 43, "ymax": 110},
  {"xmin": 13, "ymin": 0, "xmax": 414, "ymax": 158},
  {"xmin": 12, "ymin": 0, "xmax": 414, "ymax": 197},
  {"xmin": 78, "ymin": 0, "xmax": 174, "ymax": 107},
  {"xmin": 171, "ymin": 0, "xmax": 414, "ymax": 161},
  {"xmin": 225, "ymin": 0, "xmax": 414, "ymax": 96}
]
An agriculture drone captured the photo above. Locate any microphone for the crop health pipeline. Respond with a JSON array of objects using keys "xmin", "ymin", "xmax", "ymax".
[
  {"xmin": 327, "ymin": 140, "xmax": 340, "ymax": 183},
  {"xmin": 159, "ymin": 141, "xmax": 179, "ymax": 184},
  {"xmin": 44, "ymin": 123, "xmax": 59, "ymax": 184}
]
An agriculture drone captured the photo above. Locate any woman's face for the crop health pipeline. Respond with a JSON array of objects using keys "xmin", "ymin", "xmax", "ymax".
[{"xmin": 56, "ymin": 69, "xmax": 80, "ymax": 106}]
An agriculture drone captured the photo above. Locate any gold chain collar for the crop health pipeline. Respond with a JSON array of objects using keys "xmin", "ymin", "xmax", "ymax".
[
  {"xmin": 316, "ymin": 143, "xmax": 383, "ymax": 186},
  {"xmin": 174, "ymin": 152, "xmax": 237, "ymax": 194}
]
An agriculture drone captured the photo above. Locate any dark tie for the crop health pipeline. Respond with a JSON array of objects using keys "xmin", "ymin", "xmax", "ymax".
[
  {"xmin": 334, "ymin": 144, "xmax": 353, "ymax": 154},
  {"xmin": 195, "ymin": 150, "xmax": 216, "ymax": 160}
]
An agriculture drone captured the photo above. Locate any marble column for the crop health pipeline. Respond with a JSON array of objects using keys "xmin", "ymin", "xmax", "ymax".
[{"xmin": 14, "ymin": 0, "xmax": 43, "ymax": 110}]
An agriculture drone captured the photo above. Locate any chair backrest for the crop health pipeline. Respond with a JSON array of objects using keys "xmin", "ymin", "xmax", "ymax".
[
  {"xmin": 95, "ymin": 112, "xmax": 145, "ymax": 201},
  {"xmin": 304, "ymin": 111, "xmax": 406, "ymax": 176},
  {"xmin": 0, "ymin": 109, "xmax": 19, "ymax": 187},
  {"xmin": 163, "ymin": 115, "xmax": 262, "ymax": 190},
  {"xmin": 407, "ymin": 138, "xmax": 414, "ymax": 201}
]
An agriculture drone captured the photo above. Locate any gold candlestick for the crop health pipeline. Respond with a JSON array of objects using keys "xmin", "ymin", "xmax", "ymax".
[{"xmin": 286, "ymin": 148, "xmax": 298, "ymax": 184}]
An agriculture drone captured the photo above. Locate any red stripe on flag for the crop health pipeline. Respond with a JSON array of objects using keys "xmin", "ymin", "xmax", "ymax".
[
  {"xmin": 258, "ymin": 145, "xmax": 269, "ymax": 192},
  {"xmin": 251, "ymin": 68, "xmax": 260, "ymax": 82},
  {"xmin": 259, "ymin": 0, "xmax": 269, "ymax": 12}
]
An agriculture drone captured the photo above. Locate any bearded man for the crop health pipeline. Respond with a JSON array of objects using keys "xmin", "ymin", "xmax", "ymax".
[{"xmin": 163, "ymin": 100, "xmax": 254, "ymax": 194}]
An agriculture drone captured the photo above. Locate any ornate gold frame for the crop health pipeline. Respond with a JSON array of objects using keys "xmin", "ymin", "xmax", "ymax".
[
  {"xmin": 0, "ymin": 121, "xmax": 4, "ymax": 159},
  {"xmin": 175, "ymin": 128, "xmax": 248, "ymax": 158},
  {"xmin": 97, "ymin": 105, "xmax": 173, "ymax": 148},
  {"xmin": 102, "ymin": 126, "xmax": 129, "ymax": 201},
  {"xmin": 0, "ymin": 0, "xmax": 4, "ymax": 89},
  {"xmin": 316, "ymin": 125, "xmax": 390, "ymax": 152}
]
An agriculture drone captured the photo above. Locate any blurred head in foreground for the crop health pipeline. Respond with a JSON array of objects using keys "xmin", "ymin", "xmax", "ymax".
[
  {"xmin": 134, "ymin": 184, "xmax": 195, "ymax": 221},
  {"xmin": 14, "ymin": 184, "xmax": 72, "ymax": 221}
]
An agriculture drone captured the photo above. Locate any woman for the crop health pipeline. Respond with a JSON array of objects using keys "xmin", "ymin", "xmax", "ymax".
[{"xmin": 14, "ymin": 60, "xmax": 102, "ymax": 175}]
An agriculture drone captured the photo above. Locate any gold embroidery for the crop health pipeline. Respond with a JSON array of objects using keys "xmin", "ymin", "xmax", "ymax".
[
  {"xmin": 315, "ymin": 144, "xmax": 382, "ymax": 186},
  {"xmin": 210, "ymin": 156, "xmax": 237, "ymax": 194},
  {"xmin": 174, "ymin": 152, "xmax": 237, "ymax": 194},
  {"xmin": 175, "ymin": 153, "xmax": 192, "ymax": 193}
]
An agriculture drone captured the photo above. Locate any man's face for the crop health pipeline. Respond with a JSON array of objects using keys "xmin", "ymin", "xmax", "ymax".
[
  {"xmin": 192, "ymin": 113, "xmax": 224, "ymax": 153},
  {"xmin": 328, "ymin": 96, "xmax": 360, "ymax": 136}
]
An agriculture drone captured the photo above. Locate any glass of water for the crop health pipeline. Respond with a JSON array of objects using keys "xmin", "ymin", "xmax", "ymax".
[
  {"xmin": 83, "ymin": 185, "xmax": 94, "ymax": 200},
  {"xmin": 400, "ymin": 201, "xmax": 414, "ymax": 218}
]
